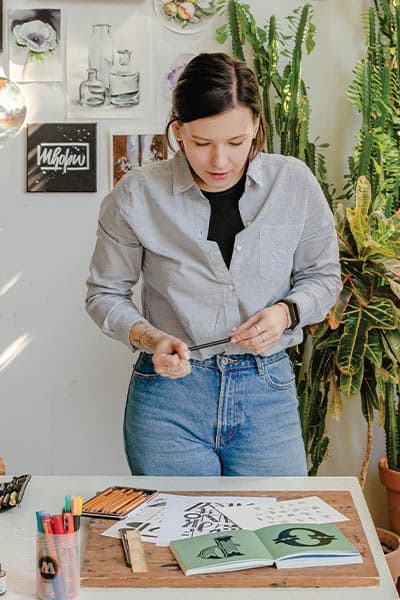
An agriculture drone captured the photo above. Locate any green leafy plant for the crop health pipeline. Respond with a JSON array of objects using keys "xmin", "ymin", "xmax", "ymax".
[
  {"xmin": 218, "ymin": 1, "xmax": 400, "ymax": 480},
  {"xmin": 303, "ymin": 0, "xmax": 400, "ymax": 481}
]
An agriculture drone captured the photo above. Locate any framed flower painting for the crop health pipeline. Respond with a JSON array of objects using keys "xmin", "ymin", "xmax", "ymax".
[{"xmin": 8, "ymin": 8, "xmax": 63, "ymax": 82}]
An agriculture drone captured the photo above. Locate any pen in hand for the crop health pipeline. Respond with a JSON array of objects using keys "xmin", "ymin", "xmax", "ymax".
[{"xmin": 188, "ymin": 337, "xmax": 231, "ymax": 352}]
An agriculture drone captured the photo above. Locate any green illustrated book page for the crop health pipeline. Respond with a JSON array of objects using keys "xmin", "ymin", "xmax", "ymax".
[
  {"xmin": 169, "ymin": 529, "xmax": 274, "ymax": 575},
  {"xmin": 255, "ymin": 522, "xmax": 362, "ymax": 568}
]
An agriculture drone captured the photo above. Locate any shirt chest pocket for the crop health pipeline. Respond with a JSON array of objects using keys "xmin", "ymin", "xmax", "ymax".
[{"xmin": 259, "ymin": 224, "xmax": 303, "ymax": 280}]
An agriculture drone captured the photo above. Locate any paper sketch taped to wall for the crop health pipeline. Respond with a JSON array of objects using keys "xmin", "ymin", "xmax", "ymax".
[
  {"xmin": 112, "ymin": 133, "xmax": 168, "ymax": 188},
  {"xmin": 27, "ymin": 123, "xmax": 97, "ymax": 192},
  {"xmin": 155, "ymin": 40, "xmax": 220, "ymax": 127},
  {"xmin": 67, "ymin": 8, "xmax": 152, "ymax": 119},
  {"xmin": 8, "ymin": 8, "xmax": 62, "ymax": 82}
]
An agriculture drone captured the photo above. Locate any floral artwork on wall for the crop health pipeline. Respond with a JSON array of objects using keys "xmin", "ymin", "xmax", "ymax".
[
  {"xmin": 8, "ymin": 8, "xmax": 62, "ymax": 82},
  {"xmin": 155, "ymin": 40, "xmax": 220, "ymax": 127},
  {"xmin": 67, "ymin": 6, "xmax": 152, "ymax": 119},
  {"xmin": 111, "ymin": 133, "xmax": 169, "ymax": 188},
  {"xmin": 153, "ymin": 0, "xmax": 219, "ymax": 34},
  {"xmin": 27, "ymin": 123, "xmax": 97, "ymax": 192}
]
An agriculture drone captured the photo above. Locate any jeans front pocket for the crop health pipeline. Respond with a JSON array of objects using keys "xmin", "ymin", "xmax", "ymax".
[
  {"xmin": 262, "ymin": 353, "xmax": 296, "ymax": 390},
  {"xmin": 132, "ymin": 352, "xmax": 161, "ymax": 380}
]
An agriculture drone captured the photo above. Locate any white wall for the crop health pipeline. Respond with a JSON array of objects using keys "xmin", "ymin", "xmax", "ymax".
[{"xmin": 0, "ymin": 0, "xmax": 388, "ymax": 526}]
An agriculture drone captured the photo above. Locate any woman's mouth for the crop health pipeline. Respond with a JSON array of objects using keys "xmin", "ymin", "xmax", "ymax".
[{"xmin": 208, "ymin": 172, "xmax": 229, "ymax": 179}]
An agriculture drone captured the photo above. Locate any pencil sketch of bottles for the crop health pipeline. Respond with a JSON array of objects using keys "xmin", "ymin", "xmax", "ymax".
[
  {"xmin": 79, "ymin": 68, "xmax": 106, "ymax": 106},
  {"xmin": 88, "ymin": 24, "xmax": 113, "ymax": 88},
  {"xmin": 109, "ymin": 49, "xmax": 140, "ymax": 107}
]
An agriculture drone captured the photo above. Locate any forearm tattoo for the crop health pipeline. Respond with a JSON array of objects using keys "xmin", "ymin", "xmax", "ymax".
[{"xmin": 129, "ymin": 322, "xmax": 163, "ymax": 352}]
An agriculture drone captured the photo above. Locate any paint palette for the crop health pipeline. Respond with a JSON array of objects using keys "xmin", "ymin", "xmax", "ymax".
[
  {"xmin": 0, "ymin": 474, "xmax": 31, "ymax": 512},
  {"xmin": 81, "ymin": 486, "xmax": 158, "ymax": 519}
]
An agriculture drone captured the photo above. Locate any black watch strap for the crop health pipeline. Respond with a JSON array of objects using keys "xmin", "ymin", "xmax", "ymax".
[{"xmin": 279, "ymin": 299, "xmax": 300, "ymax": 330}]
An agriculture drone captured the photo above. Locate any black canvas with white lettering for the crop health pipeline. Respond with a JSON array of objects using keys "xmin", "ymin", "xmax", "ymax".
[{"xmin": 27, "ymin": 123, "xmax": 97, "ymax": 192}]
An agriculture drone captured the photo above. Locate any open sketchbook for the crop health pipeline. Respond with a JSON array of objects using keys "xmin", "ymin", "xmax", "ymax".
[{"xmin": 169, "ymin": 522, "xmax": 362, "ymax": 575}]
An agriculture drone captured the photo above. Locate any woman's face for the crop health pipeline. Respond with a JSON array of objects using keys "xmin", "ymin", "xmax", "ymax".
[{"xmin": 173, "ymin": 104, "xmax": 259, "ymax": 192}]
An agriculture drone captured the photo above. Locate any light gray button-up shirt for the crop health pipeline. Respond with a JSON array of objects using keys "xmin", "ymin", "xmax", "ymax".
[{"xmin": 86, "ymin": 150, "xmax": 342, "ymax": 359}]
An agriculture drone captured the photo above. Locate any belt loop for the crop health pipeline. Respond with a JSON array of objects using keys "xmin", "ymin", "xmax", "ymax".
[{"xmin": 254, "ymin": 355, "xmax": 265, "ymax": 377}]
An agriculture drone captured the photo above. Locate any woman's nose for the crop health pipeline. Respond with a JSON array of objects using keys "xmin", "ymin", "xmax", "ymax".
[{"xmin": 210, "ymin": 145, "xmax": 228, "ymax": 169}]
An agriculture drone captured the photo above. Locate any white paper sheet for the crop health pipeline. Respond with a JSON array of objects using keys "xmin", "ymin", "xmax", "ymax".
[
  {"xmin": 216, "ymin": 496, "xmax": 348, "ymax": 530},
  {"xmin": 156, "ymin": 495, "xmax": 276, "ymax": 547},
  {"xmin": 102, "ymin": 493, "xmax": 168, "ymax": 542}
]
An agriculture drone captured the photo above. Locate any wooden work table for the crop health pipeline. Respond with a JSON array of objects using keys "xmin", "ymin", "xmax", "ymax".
[{"xmin": 0, "ymin": 475, "xmax": 397, "ymax": 599}]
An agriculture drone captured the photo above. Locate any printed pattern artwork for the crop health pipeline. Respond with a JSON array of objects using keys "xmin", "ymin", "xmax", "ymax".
[
  {"xmin": 8, "ymin": 8, "xmax": 62, "ymax": 82},
  {"xmin": 66, "ymin": 7, "xmax": 152, "ymax": 119},
  {"xmin": 112, "ymin": 133, "xmax": 168, "ymax": 188},
  {"xmin": 27, "ymin": 123, "xmax": 97, "ymax": 192}
]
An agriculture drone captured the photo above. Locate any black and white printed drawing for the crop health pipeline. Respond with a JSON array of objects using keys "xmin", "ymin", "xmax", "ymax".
[
  {"xmin": 8, "ymin": 8, "xmax": 62, "ymax": 82},
  {"xmin": 27, "ymin": 123, "xmax": 97, "ymax": 192},
  {"xmin": 67, "ymin": 7, "xmax": 152, "ymax": 119}
]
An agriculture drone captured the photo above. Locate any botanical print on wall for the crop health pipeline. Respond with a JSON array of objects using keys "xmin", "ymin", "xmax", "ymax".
[
  {"xmin": 8, "ymin": 8, "xmax": 62, "ymax": 82},
  {"xmin": 111, "ymin": 133, "xmax": 168, "ymax": 188},
  {"xmin": 67, "ymin": 6, "xmax": 152, "ymax": 119},
  {"xmin": 27, "ymin": 123, "xmax": 97, "ymax": 192},
  {"xmin": 155, "ymin": 40, "xmax": 220, "ymax": 127}
]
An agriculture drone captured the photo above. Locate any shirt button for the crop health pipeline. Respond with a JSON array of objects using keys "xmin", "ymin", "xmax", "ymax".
[
  {"xmin": 228, "ymin": 284, "xmax": 234, "ymax": 292},
  {"xmin": 236, "ymin": 245, "xmax": 242, "ymax": 252},
  {"xmin": 245, "ymin": 221, "xmax": 252, "ymax": 227}
]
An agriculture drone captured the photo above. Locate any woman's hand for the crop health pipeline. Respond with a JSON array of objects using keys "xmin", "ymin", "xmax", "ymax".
[
  {"xmin": 129, "ymin": 322, "xmax": 191, "ymax": 379},
  {"xmin": 230, "ymin": 304, "xmax": 290, "ymax": 354}
]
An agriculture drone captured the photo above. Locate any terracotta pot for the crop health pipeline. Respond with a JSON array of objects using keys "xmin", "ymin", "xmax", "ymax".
[
  {"xmin": 379, "ymin": 456, "xmax": 400, "ymax": 535},
  {"xmin": 376, "ymin": 527, "xmax": 400, "ymax": 587}
]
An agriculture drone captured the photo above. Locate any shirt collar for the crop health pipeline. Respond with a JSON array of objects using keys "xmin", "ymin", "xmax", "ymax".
[
  {"xmin": 172, "ymin": 150, "xmax": 197, "ymax": 194},
  {"xmin": 171, "ymin": 149, "xmax": 264, "ymax": 194},
  {"xmin": 246, "ymin": 153, "xmax": 263, "ymax": 187}
]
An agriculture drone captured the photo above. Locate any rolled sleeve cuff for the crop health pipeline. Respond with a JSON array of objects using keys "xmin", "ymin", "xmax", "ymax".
[
  {"xmin": 109, "ymin": 306, "xmax": 150, "ymax": 352},
  {"xmin": 285, "ymin": 292, "xmax": 327, "ymax": 328}
]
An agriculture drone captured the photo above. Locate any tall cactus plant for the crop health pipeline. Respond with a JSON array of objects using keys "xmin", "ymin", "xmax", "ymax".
[{"xmin": 217, "ymin": 1, "xmax": 334, "ymax": 205}]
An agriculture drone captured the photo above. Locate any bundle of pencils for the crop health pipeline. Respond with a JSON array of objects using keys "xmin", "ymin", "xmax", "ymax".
[{"xmin": 81, "ymin": 486, "xmax": 157, "ymax": 519}]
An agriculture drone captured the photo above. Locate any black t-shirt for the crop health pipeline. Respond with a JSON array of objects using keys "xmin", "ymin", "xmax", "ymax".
[{"xmin": 203, "ymin": 173, "xmax": 246, "ymax": 268}]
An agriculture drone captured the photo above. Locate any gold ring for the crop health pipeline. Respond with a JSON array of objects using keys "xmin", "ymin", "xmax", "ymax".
[{"xmin": 255, "ymin": 323, "xmax": 262, "ymax": 333}]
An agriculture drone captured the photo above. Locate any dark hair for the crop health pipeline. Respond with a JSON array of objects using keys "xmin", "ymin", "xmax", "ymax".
[{"xmin": 165, "ymin": 52, "xmax": 266, "ymax": 159}]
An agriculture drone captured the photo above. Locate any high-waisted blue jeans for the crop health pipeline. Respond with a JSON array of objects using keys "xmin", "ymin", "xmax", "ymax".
[{"xmin": 123, "ymin": 351, "xmax": 307, "ymax": 476}]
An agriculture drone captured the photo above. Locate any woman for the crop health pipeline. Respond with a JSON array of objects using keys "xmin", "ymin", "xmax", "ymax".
[{"xmin": 86, "ymin": 53, "xmax": 342, "ymax": 477}]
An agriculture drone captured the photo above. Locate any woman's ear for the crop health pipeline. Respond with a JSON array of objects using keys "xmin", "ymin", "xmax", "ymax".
[
  {"xmin": 253, "ymin": 117, "xmax": 260, "ymax": 138},
  {"xmin": 172, "ymin": 121, "xmax": 182, "ymax": 143}
]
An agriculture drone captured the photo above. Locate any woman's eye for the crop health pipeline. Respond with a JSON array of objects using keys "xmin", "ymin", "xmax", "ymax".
[
  {"xmin": 195, "ymin": 142, "xmax": 209, "ymax": 147},
  {"xmin": 230, "ymin": 141, "xmax": 244, "ymax": 146}
]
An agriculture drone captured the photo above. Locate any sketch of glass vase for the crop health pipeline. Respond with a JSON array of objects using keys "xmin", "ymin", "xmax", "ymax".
[
  {"xmin": 88, "ymin": 24, "xmax": 113, "ymax": 89},
  {"xmin": 79, "ymin": 68, "xmax": 106, "ymax": 106},
  {"xmin": 109, "ymin": 49, "xmax": 140, "ymax": 107}
]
